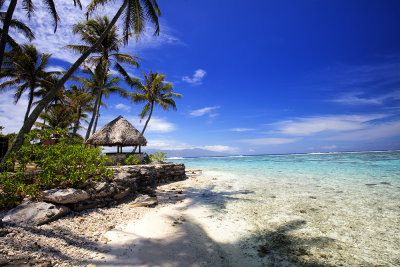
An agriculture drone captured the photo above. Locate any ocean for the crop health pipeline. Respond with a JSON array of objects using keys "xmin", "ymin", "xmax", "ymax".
[{"xmin": 168, "ymin": 151, "xmax": 400, "ymax": 266}]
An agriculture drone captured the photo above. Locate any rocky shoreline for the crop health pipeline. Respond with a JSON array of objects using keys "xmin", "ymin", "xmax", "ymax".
[{"xmin": 0, "ymin": 163, "xmax": 189, "ymax": 266}]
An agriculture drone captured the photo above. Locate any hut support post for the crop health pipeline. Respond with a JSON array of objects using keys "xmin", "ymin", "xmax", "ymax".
[{"xmin": 139, "ymin": 145, "xmax": 141, "ymax": 153}]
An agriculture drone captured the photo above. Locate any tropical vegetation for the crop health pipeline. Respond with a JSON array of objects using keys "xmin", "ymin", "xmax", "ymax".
[
  {"xmin": 0, "ymin": 0, "xmax": 180, "ymax": 195},
  {"xmin": 0, "ymin": 0, "xmax": 161, "ymax": 166}
]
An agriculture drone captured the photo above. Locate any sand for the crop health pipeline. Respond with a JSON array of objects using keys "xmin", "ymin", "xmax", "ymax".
[{"xmin": 2, "ymin": 170, "xmax": 398, "ymax": 266}]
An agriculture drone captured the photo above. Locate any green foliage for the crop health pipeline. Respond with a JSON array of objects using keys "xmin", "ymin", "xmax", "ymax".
[
  {"xmin": 142, "ymin": 153, "xmax": 152, "ymax": 164},
  {"xmin": 0, "ymin": 128, "xmax": 113, "ymax": 209},
  {"xmin": 123, "ymin": 154, "xmax": 140, "ymax": 165},
  {"xmin": 149, "ymin": 152, "xmax": 167, "ymax": 162}
]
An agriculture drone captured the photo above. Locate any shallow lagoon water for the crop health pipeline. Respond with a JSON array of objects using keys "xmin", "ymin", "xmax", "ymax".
[{"xmin": 170, "ymin": 151, "xmax": 400, "ymax": 266}]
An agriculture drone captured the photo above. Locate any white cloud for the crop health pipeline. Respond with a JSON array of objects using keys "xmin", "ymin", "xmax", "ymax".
[
  {"xmin": 320, "ymin": 145, "xmax": 337, "ymax": 150},
  {"xmin": 240, "ymin": 138, "xmax": 299, "ymax": 145},
  {"xmin": 332, "ymin": 91, "xmax": 400, "ymax": 105},
  {"xmin": 12, "ymin": 0, "xmax": 182, "ymax": 64},
  {"xmin": 114, "ymin": 103, "xmax": 131, "ymax": 112},
  {"xmin": 182, "ymin": 69, "xmax": 206, "ymax": 85},
  {"xmin": 99, "ymin": 115, "xmax": 176, "ymax": 133},
  {"xmin": 274, "ymin": 114, "xmax": 388, "ymax": 136},
  {"xmin": 0, "ymin": 92, "xmax": 28, "ymax": 133},
  {"xmin": 228, "ymin": 128, "xmax": 255, "ymax": 132},
  {"xmin": 190, "ymin": 106, "xmax": 220, "ymax": 117},
  {"xmin": 145, "ymin": 117, "xmax": 176, "ymax": 133},
  {"xmin": 202, "ymin": 145, "xmax": 237, "ymax": 153},
  {"xmin": 332, "ymin": 120, "xmax": 400, "ymax": 141},
  {"xmin": 46, "ymin": 66, "xmax": 66, "ymax": 72},
  {"xmin": 146, "ymin": 139, "xmax": 237, "ymax": 153}
]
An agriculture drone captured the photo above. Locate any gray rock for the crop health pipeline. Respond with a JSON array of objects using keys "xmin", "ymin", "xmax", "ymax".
[
  {"xmin": 94, "ymin": 182, "xmax": 107, "ymax": 191},
  {"xmin": 42, "ymin": 188, "xmax": 89, "ymax": 204},
  {"xmin": 129, "ymin": 194, "xmax": 158, "ymax": 207},
  {"xmin": 114, "ymin": 188, "xmax": 131, "ymax": 200},
  {"xmin": 2, "ymin": 201, "xmax": 70, "ymax": 226}
]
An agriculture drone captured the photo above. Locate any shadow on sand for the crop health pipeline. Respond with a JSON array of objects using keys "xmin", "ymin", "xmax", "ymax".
[{"xmin": 86, "ymin": 185, "xmax": 336, "ymax": 267}]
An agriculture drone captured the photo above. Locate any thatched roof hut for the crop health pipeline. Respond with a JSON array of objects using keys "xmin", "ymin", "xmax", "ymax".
[{"xmin": 85, "ymin": 116, "xmax": 146, "ymax": 153}]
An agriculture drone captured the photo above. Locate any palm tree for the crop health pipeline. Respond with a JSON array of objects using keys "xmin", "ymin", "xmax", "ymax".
[
  {"xmin": 0, "ymin": 44, "xmax": 55, "ymax": 122},
  {"xmin": 74, "ymin": 64, "xmax": 126, "ymax": 137},
  {"xmin": 33, "ymin": 74, "xmax": 66, "ymax": 107},
  {"xmin": 0, "ymin": 0, "xmax": 81, "ymax": 71},
  {"xmin": 0, "ymin": 12, "xmax": 35, "ymax": 51},
  {"xmin": 66, "ymin": 15, "xmax": 141, "ymax": 139},
  {"xmin": 34, "ymin": 104, "xmax": 74, "ymax": 130},
  {"xmin": 1, "ymin": 0, "xmax": 160, "ymax": 167},
  {"xmin": 65, "ymin": 84, "xmax": 95, "ymax": 137},
  {"xmin": 117, "ymin": 67, "xmax": 181, "ymax": 152}
]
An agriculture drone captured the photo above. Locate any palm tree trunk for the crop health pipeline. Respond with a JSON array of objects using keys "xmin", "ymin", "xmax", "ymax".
[
  {"xmin": 92, "ymin": 91, "xmax": 102, "ymax": 134},
  {"xmin": 0, "ymin": 0, "xmax": 128, "ymax": 168},
  {"xmin": 92, "ymin": 60, "xmax": 108, "ymax": 134},
  {"xmin": 24, "ymin": 88, "xmax": 34, "ymax": 122},
  {"xmin": 85, "ymin": 90, "xmax": 101, "ymax": 140},
  {"xmin": 72, "ymin": 108, "xmax": 81, "ymax": 136},
  {"xmin": 132, "ymin": 101, "xmax": 154, "ymax": 153},
  {"xmin": 0, "ymin": 0, "xmax": 18, "ymax": 71}
]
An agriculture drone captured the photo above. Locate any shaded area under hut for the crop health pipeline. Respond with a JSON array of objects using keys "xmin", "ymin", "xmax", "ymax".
[{"xmin": 85, "ymin": 115, "xmax": 147, "ymax": 164}]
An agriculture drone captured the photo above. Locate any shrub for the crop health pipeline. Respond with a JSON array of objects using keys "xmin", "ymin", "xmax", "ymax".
[
  {"xmin": 123, "ymin": 154, "xmax": 140, "ymax": 165},
  {"xmin": 0, "ymin": 128, "xmax": 113, "ymax": 209},
  {"xmin": 149, "ymin": 152, "xmax": 167, "ymax": 162}
]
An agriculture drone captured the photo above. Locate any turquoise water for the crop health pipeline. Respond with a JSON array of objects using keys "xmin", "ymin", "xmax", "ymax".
[
  {"xmin": 168, "ymin": 151, "xmax": 400, "ymax": 265},
  {"xmin": 171, "ymin": 151, "xmax": 400, "ymax": 187}
]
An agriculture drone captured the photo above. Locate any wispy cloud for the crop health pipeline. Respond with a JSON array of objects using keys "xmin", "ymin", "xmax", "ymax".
[
  {"xmin": 332, "ymin": 91, "xmax": 400, "ymax": 105},
  {"xmin": 332, "ymin": 120, "xmax": 400, "ymax": 141},
  {"xmin": 274, "ymin": 114, "xmax": 388, "ymax": 136},
  {"xmin": 190, "ymin": 106, "xmax": 220, "ymax": 117},
  {"xmin": 114, "ymin": 103, "xmax": 131, "ymax": 112},
  {"xmin": 227, "ymin": 128, "xmax": 255, "ymax": 132},
  {"xmin": 0, "ymin": 92, "xmax": 27, "ymax": 133},
  {"xmin": 146, "ymin": 139, "xmax": 237, "ymax": 153},
  {"xmin": 12, "ymin": 0, "xmax": 182, "ymax": 64},
  {"xmin": 182, "ymin": 69, "xmax": 206, "ymax": 85},
  {"xmin": 240, "ymin": 138, "xmax": 299, "ymax": 145}
]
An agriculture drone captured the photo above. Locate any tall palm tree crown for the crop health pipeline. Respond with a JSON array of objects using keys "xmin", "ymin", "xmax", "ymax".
[
  {"xmin": 118, "ymin": 66, "xmax": 182, "ymax": 137},
  {"xmin": 0, "ymin": 44, "xmax": 55, "ymax": 122},
  {"xmin": 67, "ymin": 15, "xmax": 140, "ymax": 139},
  {"xmin": 74, "ymin": 64, "xmax": 126, "ymax": 137}
]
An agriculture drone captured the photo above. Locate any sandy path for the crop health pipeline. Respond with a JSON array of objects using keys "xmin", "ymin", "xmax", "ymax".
[
  {"xmin": 90, "ymin": 200, "xmax": 228, "ymax": 267},
  {"xmin": 87, "ymin": 174, "xmax": 233, "ymax": 267}
]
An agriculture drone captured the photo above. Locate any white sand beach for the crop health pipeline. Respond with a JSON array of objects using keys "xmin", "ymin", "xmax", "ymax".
[{"xmin": 1, "ymin": 169, "xmax": 399, "ymax": 266}]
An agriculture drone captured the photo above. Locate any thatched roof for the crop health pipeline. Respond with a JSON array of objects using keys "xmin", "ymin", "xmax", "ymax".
[{"xmin": 85, "ymin": 116, "xmax": 147, "ymax": 146}]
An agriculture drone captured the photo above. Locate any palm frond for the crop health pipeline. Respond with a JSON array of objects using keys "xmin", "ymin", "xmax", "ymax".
[
  {"xmin": 41, "ymin": 0, "xmax": 59, "ymax": 32},
  {"xmin": 8, "ymin": 19, "xmax": 35, "ymax": 41}
]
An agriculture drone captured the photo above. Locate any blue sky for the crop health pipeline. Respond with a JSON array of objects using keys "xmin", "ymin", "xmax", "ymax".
[{"xmin": 0, "ymin": 0, "xmax": 400, "ymax": 156}]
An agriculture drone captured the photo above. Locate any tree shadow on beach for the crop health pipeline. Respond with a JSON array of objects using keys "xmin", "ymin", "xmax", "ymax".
[
  {"xmin": 183, "ymin": 184, "xmax": 255, "ymax": 210},
  {"xmin": 85, "ymin": 208, "xmax": 336, "ymax": 267},
  {"xmin": 251, "ymin": 220, "xmax": 336, "ymax": 267}
]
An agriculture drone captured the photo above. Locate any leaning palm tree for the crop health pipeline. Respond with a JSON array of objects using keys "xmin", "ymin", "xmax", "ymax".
[
  {"xmin": 117, "ymin": 67, "xmax": 181, "ymax": 152},
  {"xmin": 74, "ymin": 64, "xmax": 126, "ymax": 138},
  {"xmin": 0, "ymin": 12, "xmax": 35, "ymax": 51},
  {"xmin": 0, "ymin": 44, "xmax": 55, "ymax": 122},
  {"xmin": 1, "ymin": 0, "xmax": 160, "ymax": 167},
  {"xmin": 66, "ymin": 15, "xmax": 141, "ymax": 139},
  {"xmin": 0, "ymin": 0, "xmax": 82, "ymax": 71}
]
